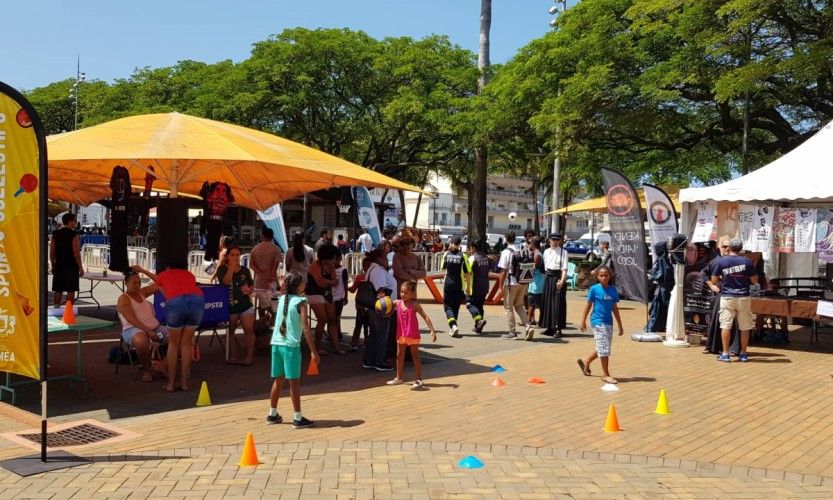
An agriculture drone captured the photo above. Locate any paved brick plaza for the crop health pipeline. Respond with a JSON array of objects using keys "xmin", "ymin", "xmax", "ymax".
[{"xmin": 2, "ymin": 286, "xmax": 833, "ymax": 498}]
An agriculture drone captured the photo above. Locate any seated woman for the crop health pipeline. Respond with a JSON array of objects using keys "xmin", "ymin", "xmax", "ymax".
[
  {"xmin": 117, "ymin": 266, "xmax": 168, "ymax": 382},
  {"xmin": 217, "ymin": 245, "xmax": 256, "ymax": 365}
]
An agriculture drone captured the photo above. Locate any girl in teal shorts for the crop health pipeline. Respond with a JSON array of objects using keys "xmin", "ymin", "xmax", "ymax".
[{"xmin": 268, "ymin": 271, "xmax": 319, "ymax": 428}]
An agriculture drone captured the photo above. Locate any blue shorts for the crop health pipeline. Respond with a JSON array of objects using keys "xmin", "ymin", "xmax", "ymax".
[
  {"xmin": 165, "ymin": 294, "xmax": 205, "ymax": 328},
  {"xmin": 271, "ymin": 345, "xmax": 301, "ymax": 380}
]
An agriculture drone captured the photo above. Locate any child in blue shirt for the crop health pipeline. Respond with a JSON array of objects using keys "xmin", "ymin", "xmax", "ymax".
[
  {"xmin": 577, "ymin": 266, "xmax": 624, "ymax": 384},
  {"xmin": 268, "ymin": 271, "xmax": 320, "ymax": 428}
]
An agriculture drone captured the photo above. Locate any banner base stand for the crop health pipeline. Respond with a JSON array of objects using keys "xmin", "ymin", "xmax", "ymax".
[
  {"xmin": 0, "ymin": 450, "xmax": 89, "ymax": 477},
  {"xmin": 631, "ymin": 331, "xmax": 663, "ymax": 342},
  {"xmin": 662, "ymin": 339, "xmax": 690, "ymax": 348}
]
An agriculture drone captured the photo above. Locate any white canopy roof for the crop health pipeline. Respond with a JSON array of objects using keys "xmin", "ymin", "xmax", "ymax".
[{"xmin": 680, "ymin": 120, "xmax": 833, "ymax": 204}]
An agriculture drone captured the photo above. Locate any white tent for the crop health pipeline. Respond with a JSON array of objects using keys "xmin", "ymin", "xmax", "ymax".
[{"xmin": 680, "ymin": 119, "xmax": 833, "ymax": 204}]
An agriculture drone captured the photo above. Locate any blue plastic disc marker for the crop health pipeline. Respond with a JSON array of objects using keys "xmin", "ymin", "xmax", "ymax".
[
  {"xmin": 491, "ymin": 364, "xmax": 505, "ymax": 372},
  {"xmin": 458, "ymin": 455, "xmax": 485, "ymax": 468}
]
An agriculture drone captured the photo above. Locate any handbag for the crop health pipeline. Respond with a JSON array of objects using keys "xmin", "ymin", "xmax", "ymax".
[{"xmin": 356, "ymin": 267, "xmax": 378, "ymax": 309}]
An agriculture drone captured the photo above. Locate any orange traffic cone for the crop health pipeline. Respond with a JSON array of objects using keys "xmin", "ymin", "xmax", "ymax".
[
  {"xmin": 528, "ymin": 377, "xmax": 546, "ymax": 384},
  {"xmin": 62, "ymin": 300, "xmax": 76, "ymax": 325},
  {"xmin": 238, "ymin": 432, "xmax": 261, "ymax": 467},
  {"xmin": 491, "ymin": 376, "xmax": 507, "ymax": 387},
  {"xmin": 306, "ymin": 357, "xmax": 319, "ymax": 376},
  {"xmin": 603, "ymin": 404, "xmax": 622, "ymax": 433}
]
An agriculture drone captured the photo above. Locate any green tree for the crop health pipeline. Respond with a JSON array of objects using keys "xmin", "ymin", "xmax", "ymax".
[{"xmin": 487, "ymin": 0, "xmax": 833, "ymax": 194}]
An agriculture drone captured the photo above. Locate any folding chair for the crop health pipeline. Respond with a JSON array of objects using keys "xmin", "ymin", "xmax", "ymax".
[
  {"xmin": 114, "ymin": 335, "xmax": 140, "ymax": 379},
  {"xmin": 566, "ymin": 262, "xmax": 578, "ymax": 291}
]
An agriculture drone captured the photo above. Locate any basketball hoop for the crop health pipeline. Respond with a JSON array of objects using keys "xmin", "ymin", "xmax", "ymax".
[{"xmin": 336, "ymin": 200, "xmax": 351, "ymax": 214}]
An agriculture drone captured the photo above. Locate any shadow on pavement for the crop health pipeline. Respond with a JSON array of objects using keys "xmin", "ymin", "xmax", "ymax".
[
  {"xmin": 616, "ymin": 376, "xmax": 657, "ymax": 383},
  {"xmin": 5, "ymin": 304, "xmax": 498, "ymax": 420}
]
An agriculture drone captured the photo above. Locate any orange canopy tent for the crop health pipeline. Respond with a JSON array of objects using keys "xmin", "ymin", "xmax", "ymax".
[{"xmin": 46, "ymin": 112, "xmax": 422, "ymax": 209}]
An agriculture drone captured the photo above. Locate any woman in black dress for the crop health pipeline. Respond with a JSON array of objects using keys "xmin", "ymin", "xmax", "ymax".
[{"xmin": 540, "ymin": 234, "xmax": 569, "ymax": 336}]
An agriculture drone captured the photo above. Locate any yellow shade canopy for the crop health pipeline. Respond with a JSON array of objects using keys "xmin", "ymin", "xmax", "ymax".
[
  {"xmin": 47, "ymin": 112, "xmax": 422, "ymax": 210},
  {"xmin": 547, "ymin": 187, "xmax": 680, "ymax": 215}
]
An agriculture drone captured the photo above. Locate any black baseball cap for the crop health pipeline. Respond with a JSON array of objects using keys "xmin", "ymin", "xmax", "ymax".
[{"xmin": 549, "ymin": 233, "xmax": 563, "ymax": 240}]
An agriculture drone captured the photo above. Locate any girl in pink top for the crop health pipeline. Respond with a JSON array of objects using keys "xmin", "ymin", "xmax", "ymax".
[{"xmin": 386, "ymin": 280, "xmax": 436, "ymax": 389}]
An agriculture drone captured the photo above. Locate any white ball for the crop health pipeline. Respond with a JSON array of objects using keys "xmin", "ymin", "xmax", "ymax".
[{"xmin": 508, "ymin": 212, "xmax": 517, "ymax": 220}]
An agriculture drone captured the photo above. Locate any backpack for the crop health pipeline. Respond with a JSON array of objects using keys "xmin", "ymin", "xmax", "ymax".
[
  {"xmin": 511, "ymin": 246, "xmax": 535, "ymax": 285},
  {"xmin": 356, "ymin": 266, "xmax": 378, "ymax": 309}
]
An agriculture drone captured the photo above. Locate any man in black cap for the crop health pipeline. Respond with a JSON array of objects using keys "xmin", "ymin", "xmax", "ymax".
[{"xmin": 540, "ymin": 233, "xmax": 569, "ymax": 336}]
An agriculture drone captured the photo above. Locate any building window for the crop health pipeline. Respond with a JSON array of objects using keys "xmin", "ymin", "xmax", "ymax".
[
  {"xmin": 526, "ymin": 218, "xmax": 532, "ymax": 229},
  {"xmin": 487, "ymin": 215, "xmax": 494, "ymax": 228},
  {"xmin": 454, "ymin": 213, "xmax": 461, "ymax": 226}
]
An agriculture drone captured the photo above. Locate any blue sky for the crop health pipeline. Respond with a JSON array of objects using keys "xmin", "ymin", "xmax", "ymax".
[{"xmin": 2, "ymin": 1, "xmax": 556, "ymax": 91}]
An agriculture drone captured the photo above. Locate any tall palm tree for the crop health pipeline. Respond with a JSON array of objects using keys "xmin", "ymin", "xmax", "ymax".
[{"xmin": 472, "ymin": 0, "xmax": 491, "ymax": 247}]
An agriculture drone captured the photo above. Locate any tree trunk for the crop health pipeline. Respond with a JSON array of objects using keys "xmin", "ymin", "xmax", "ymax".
[
  {"xmin": 379, "ymin": 188, "xmax": 389, "ymax": 231},
  {"xmin": 472, "ymin": 0, "xmax": 492, "ymax": 248},
  {"xmin": 412, "ymin": 170, "xmax": 431, "ymax": 227},
  {"xmin": 398, "ymin": 189, "xmax": 406, "ymax": 227}
]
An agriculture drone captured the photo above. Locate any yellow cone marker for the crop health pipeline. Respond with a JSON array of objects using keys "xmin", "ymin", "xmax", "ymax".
[
  {"xmin": 655, "ymin": 389, "xmax": 670, "ymax": 415},
  {"xmin": 196, "ymin": 381, "xmax": 212, "ymax": 407}
]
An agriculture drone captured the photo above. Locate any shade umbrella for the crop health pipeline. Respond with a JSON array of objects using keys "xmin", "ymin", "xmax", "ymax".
[
  {"xmin": 546, "ymin": 187, "xmax": 681, "ymax": 215},
  {"xmin": 47, "ymin": 112, "xmax": 422, "ymax": 209}
]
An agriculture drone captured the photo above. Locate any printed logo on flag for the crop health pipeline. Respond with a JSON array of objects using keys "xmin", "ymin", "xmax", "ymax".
[
  {"xmin": 649, "ymin": 201, "xmax": 672, "ymax": 225},
  {"xmin": 606, "ymin": 184, "xmax": 634, "ymax": 217}
]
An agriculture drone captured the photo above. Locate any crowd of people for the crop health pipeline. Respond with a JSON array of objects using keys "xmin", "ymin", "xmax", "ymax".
[{"xmin": 50, "ymin": 213, "xmax": 629, "ymax": 428}]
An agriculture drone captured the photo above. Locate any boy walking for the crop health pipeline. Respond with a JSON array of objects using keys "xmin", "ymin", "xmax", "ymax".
[
  {"xmin": 578, "ymin": 266, "xmax": 624, "ymax": 384},
  {"xmin": 466, "ymin": 241, "xmax": 491, "ymax": 334}
]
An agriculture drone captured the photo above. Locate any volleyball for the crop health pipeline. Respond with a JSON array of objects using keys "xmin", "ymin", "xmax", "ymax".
[
  {"xmin": 375, "ymin": 296, "xmax": 394, "ymax": 317},
  {"xmin": 508, "ymin": 211, "xmax": 517, "ymax": 220}
]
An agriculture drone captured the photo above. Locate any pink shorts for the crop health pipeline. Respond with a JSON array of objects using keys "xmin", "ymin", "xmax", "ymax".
[{"xmin": 397, "ymin": 337, "xmax": 420, "ymax": 346}]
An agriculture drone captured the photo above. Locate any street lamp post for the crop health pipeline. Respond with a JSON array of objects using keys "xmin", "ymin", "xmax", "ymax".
[
  {"xmin": 548, "ymin": 1, "xmax": 568, "ymax": 235},
  {"xmin": 69, "ymin": 57, "xmax": 85, "ymax": 130}
]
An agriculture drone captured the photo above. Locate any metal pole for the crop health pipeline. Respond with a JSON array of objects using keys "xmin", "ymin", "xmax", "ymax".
[
  {"xmin": 74, "ymin": 57, "xmax": 79, "ymax": 130},
  {"xmin": 551, "ymin": 153, "xmax": 560, "ymax": 234},
  {"xmin": 547, "ymin": 1, "xmax": 567, "ymax": 235}
]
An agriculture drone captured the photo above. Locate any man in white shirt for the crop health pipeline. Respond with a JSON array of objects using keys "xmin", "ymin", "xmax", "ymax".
[
  {"xmin": 541, "ymin": 234, "xmax": 569, "ymax": 336},
  {"xmin": 356, "ymin": 228, "xmax": 374, "ymax": 254},
  {"xmin": 497, "ymin": 232, "xmax": 534, "ymax": 340},
  {"xmin": 361, "ymin": 249, "xmax": 395, "ymax": 372}
]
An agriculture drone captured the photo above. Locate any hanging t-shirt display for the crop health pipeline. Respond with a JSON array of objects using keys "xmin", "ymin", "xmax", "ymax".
[
  {"xmin": 108, "ymin": 165, "xmax": 131, "ymax": 272},
  {"xmin": 138, "ymin": 166, "xmax": 156, "ymax": 234},
  {"xmin": 200, "ymin": 181, "xmax": 234, "ymax": 261}
]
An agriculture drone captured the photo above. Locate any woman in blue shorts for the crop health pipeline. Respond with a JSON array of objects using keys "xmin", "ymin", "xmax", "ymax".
[{"xmin": 145, "ymin": 257, "xmax": 205, "ymax": 392}]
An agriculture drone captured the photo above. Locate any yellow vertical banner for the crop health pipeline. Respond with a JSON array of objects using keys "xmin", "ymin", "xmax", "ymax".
[{"xmin": 0, "ymin": 83, "xmax": 45, "ymax": 380}]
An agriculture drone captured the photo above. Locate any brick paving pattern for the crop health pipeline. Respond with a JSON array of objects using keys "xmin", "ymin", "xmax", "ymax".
[{"xmin": 2, "ymin": 287, "xmax": 833, "ymax": 498}]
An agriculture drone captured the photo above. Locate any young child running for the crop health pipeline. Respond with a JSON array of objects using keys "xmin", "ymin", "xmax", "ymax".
[
  {"xmin": 348, "ymin": 258, "xmax": 372, "ymax": 351},
  {"xmin": 268, "ymin": 271, "xmax": 320, "ymax": 428},
  {"xmin": 386, "ymin": 280, "xmax": 437, "ymax": 388},
  {"xmin": 577, "ymin": 266, "xmax": 624, "ymax": 384},
  {"xmin": 442, "ymin": 236, "xmax": 471, "ymax": 338}
]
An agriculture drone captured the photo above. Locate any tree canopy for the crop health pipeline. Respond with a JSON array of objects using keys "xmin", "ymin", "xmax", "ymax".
[
  {"xmin": 483, "ymin": 0, "xmax": 833, "ymax": 198},
  {"xmin": 23, "ymin": 3, "xmax": 833, "ymax": 204}
]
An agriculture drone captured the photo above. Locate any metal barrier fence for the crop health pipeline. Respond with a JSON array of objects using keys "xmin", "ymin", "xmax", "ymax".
[
  {"xmin": 341, "ymin": 251, "xmax": 445, "ymax": 277},
  {"xmin": 82, "ymin": 245, "xmax": 445, "ymax": 281}
]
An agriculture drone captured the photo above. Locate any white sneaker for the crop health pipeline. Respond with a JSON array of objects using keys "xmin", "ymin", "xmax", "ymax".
[
  {"xmin": 412, "ymin": 380, "xmax": 424, "ymax": 389},
  {"xmin": 386, "ymin": 378, "xmax": 403, "ymax": 385},
  {"xmin": 449, "ymin": 325, "xmax": 462, "ymax": 338},
  {"xmin": 525, "ymin": 325, "xmax": 535, "ymax": 341}
]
